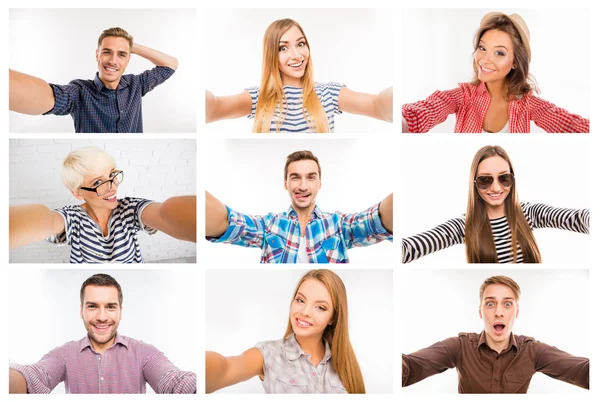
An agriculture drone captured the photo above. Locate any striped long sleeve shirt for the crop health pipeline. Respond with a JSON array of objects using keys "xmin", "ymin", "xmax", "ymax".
[
  {"xmin": 208, "ymin": 203, "xmax": 392, "ymax": 263},
  {"xmin": 402, "ymin": 82, "xmax": 589, "ymax": 133},
  {"xmin": 246, "ymin": 82, "xmax": 344, "ymax": 132},
  {"xmin": 9, "ymin": 334, "xmax": 196, "ymax": 394},
  {"xmin": 402, "ymin": 203, "xmax": 590, "ymax": 264}
]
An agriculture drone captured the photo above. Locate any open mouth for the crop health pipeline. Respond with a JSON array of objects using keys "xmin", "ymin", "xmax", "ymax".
[
  {"xmin": 486, "ymin": 191, "xmax": 504, "ymax": 200},
  {"xmin": 493, "ymin": 323, "xmax": 506, "ymax": 334},
  {"xmin": 104, "ymin": 65, "xmax": 118, "ymax": 73},
  {"xmin": 103, "ymin": 194, "xmax": 117, "ymax": 203},
  {"xmin": 92, "ymin": 323, "xmax": 112, "ymax": 333},
  {"xmin": 288, "ymin": 60, "xmax": 305, "ymax": 69},
  {"xmin": 295, "ymin": 318, "xmax": 313, "ymax": 328},
  {"xmin": 479, "ymin": 64, "xmax": 496, "ymax": 74}
]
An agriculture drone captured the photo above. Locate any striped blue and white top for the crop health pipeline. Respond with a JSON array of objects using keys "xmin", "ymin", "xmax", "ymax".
[
  {"xmin": 402, "ymin": 202, "xmax": 590, "ymax": 264},
  {"xmin": 246, "ymin": 82, "xmax": 345, "ymax": 132},
  {"xmin": 46, "ymin": 197, "xmax": 156, "ymax": 264}
]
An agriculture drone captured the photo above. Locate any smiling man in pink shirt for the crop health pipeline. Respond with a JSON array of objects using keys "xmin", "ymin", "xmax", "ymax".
[{"xmin": 9, "ymin": 273, "xmax": 196, "ymax": 394}]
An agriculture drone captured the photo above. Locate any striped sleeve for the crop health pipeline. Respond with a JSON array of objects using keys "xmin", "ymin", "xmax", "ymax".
[
  {"xmin": 121, "ymin": 197, "xmax": 158, "ymax": 235},
  {"xmin": 402, "ymin": 86, "xmax": 464, "ymax": 133},
  {"xmin": 245, "ymin": 86, "xmax": 259, "ymax": 119},
  {"xmin": 140, "ymin": 343, "xmax": 196, "ymax": 394},
  {"xmin": 523, "ymin": 202, "xmax": 590, "ymax": 233},
  {"xmin": 206, "ymin": 205, "xmax": 266, "ymax": 248},
  {"xmin": 340, "ymin": 203, "xmax": 392, "ymax": 249},
  {"xmin": 316, "ymin": 82, "xmax": 345, "ymax": 115},
  {"xmin": 45, "ymin": 206, "xmax": 80, "ymax": 246},
  {"xmin": 402, "ymin": 217, "xmax": 466, "ymax": 263},
  {"xmin": 9, "ymin": 346, "xmax": 68, "ymax": 393},
  {"xmin": 528, "ymin": 96, "xmax": 589, "ymax": 133}
]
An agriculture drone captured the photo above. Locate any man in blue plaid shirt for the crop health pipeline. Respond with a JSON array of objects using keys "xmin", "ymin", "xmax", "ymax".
[
  {"xmin": 9, "ymin": 27, "xmax": 177, "ymax": 133},
  {"xmin": 206, "ymin": 150, "xmax": 393, "ymax": 263}
]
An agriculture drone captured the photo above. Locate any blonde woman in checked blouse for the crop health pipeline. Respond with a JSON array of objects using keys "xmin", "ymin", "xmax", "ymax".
[
  {"xmin": 402, "ymin": 145, "xmax": 589, "ymax": 263},
  {"xmin": 205, "ymin": 18, "xmax": 392, "ymax": 133},
  {"xmin": 206, "ymin": 269, "xmax": 365, "ymax": 394},
  {"xmin": 402, "ymin": 12, "xmax": 589, "ymax": 133}
]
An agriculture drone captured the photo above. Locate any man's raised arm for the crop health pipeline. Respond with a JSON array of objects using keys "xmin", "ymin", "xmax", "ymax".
[
  {"xmin": 131, "ymin": 43, "xmax": 178, "ymax": 70},
  {"xmin": 9, "ymin": 69, "xmax": 55, "ymax": 115},
  {"xmin": 379, "ymin": 193, "xmax": 393, "ymax": 234},
  {"xmin": 205, "ymin": 191, "xmax": 229, "ymax": 238}
]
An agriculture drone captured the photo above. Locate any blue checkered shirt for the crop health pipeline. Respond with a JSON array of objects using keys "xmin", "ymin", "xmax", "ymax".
[
  {"xmin": 43, "ymin": 66, "xmax": 175, "ymax": 133},
  {"xmin": 208, "ymin": 204, "xmax": 392, "ymax": 263}
]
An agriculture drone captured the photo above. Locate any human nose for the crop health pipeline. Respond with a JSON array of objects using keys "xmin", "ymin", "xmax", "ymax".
[
  {"xmin": 490, "ymin": 177, "xmax": 502, "ymax": 192},
  {"xmin": 96, "ymin": 307, "xmax": 108, "ymax": 321},
  {"xmin": 301, "ymin": 303, "xmax": 312, "ymax": 317},
  {"xmin": 494, "ymin": 304, "xmax": 504, "ymax": 317},
  {"xmin": 289, "ymin": 46, "xmax": 301, "ymax": 59}
]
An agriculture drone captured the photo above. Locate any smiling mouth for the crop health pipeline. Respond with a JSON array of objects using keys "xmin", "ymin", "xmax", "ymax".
[
  {"xmin": 486, "ymin": 191, "xmax": 504, "ymax": 199},
  {"xmin": 296, "ymin": 318, "xmax": 313, "ymax": 328},
  {"xmin": 295, "ymin": 192, "xmax": 310, "ymax": 199},
  {"xmin": 104, "ymin": 66, "xmax": 118, "ymax": 73},
  {"xmin": 479, "ymin": 65, "xmax": 496, "ymax": 74},
  {"xmin": 103, "ymin": 194, "xmax": 117, "ymax": 202},
  {"xmin": 288, "ymin": 60, "xmax": 304, "ymax": 68},
  {"xmin": 92, "ymin": 323, "xmax": 112, "ymax": 333}
]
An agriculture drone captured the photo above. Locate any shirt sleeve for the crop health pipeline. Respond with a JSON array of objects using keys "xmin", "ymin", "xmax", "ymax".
[
  {"xmin": 523, "ymin": 202, "xmax": 589, "ymax": 233},
  {"xmin": 402, "ymin": 217, "xmax": 466, "ymax": 263},
  {"xmin": 43, "ymin": 82, "xmax": 82, "ymax": 116},
  {"xmin": 318, "ymin": 82, "xmax": 345, "ymax": 115},
  {"xmin": 340, "ymin": 202, "xmax": 393, "ymax": 249},
  {"xmin": 121, "ymin": 197, "xmax": 158, "ymax": 235},
  {"xmin": 245, "ymin": 86, "xmax": 259, "ymax": 119},
  {"xmin": 533, "ymin": 341, "xmax": 589, "ymax": 389},
  {"xmin": 9, "ymin": 347, "xmax": 67, "ymax": 393},
  {"xmin": 140, "ymin": 343, "xmax": 196, "ymax": 394},
  {"xmin": 45, "ymin": 206, "xmax": 79, "ymax": 246},
  {"xmin": 135, "ymin": 66, "xmax": 176, "ymax": 97},
  {"xmin": 402, "ymin": 86, "xmax": 465, "ymax": 133},
  {"xmin": 527, "ymin": 96, "xmax": 589, "ymax": 133},
  {"xmin": 402, "ymin": 337, "xmax": 461, "ymax": 387},
  {"xmin": 206, "ymin": 205, "xmax": 266, "ymax": 248}
]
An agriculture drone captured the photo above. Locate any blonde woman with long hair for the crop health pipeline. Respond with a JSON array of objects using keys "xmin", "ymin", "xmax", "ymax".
[
  {"xmin": 402, "ymin": 145, "xmax": 589, "ymax": 263},
  {"xmin": 206, "ymin": 18, "xmax": 392, "ymax": 132},
  {"xmin": 206, "ymin": 269, "xmax": 365, "ymax": 393}
]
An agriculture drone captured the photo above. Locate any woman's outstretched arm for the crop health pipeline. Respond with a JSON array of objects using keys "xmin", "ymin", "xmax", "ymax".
[
  {"xmin": 9, "ymin": 204, "xmax": 65, "ymax": 248},
  {"xmin": 205, "ymin": 90, "xmax": 253, "ymax": 123},
  {"xmin": 205, "ymin": 349, "xmax": 264, "ymax": 393},
  {"xmin": 338, "ymin": 86, "xmax": 393, "ymax": 122}
]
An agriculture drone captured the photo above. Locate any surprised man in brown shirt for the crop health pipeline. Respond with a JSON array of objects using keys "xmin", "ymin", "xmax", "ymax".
[{"xmin": 402, "ymin": 275, "xmax": 589, "ymax": 393}]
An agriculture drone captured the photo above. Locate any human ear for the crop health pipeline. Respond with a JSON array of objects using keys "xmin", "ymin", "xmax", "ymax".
[
  {"xmin": 72, "ymin": 190, "xmax": 85, "ymax": 201},
  {"xmin": 96, "ymin": 49, "xmax": 99, "ymax": 63}
]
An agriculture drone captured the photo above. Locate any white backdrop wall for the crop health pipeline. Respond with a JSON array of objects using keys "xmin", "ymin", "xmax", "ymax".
[
  {"xmin": 9, "ymin": 8, "xmax": 197, "ymax": 133},
  {"xmin": 202, "ymin": 138, "xmax": 397, "ymax": 264},
  {"xmin": 400, "ymin": 269, "xmax": 589, "ymax": 394},
  {"xmin": 8, "ymin": 269, "xmax": 197, "ymax": 394},
  {"xmin": 401, "ymin": 8, "xmax": 590, "ymax": 133},
  {"xmin": 204, "ymin": 8, "xmax": 394, "ymax": 134},
  {"xmin": 400, "ymin": 135, "xmax": 592, "ymax": 265},
  {"xmin": 206, "ymin": 269, "xmax": 393, "ymax": 393},
  {"xmin": 9, "ymin": 139, "xmax": 196, "ymax": 263}
]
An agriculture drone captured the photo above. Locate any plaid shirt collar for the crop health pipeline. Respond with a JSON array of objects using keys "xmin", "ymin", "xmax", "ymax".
[
  {"xmin": 79, "ymin": 332, "xmax": 129, "ymax": 353},
  {"xmin": 93, "ymin": 72, "xmax": 129, "ymax": 91},
  {"xmin": 284, "ymin": 334, "xmax": 332, "ymax": 363},
  {"xmin": 286, "ymin": 205, "xmax": 323, "ymax": 220}
]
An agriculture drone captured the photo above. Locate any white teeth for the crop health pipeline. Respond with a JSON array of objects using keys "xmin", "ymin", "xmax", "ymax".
[
  {"xmin": 480, "ymin": 65, "xmax": 494, "ymax": 73},
  {"xmin": 104, "ymin": 194, "xmax": 117, "ymax": 200},
  {"xmin": 289, "ymin": 61, "xmax": 302, "ymax": 67},
  {"xmin": 297, "ymin": 319, "xmax": 312, "ymax": 327},
  {"xmin": 106, "ymin": 67, "xmax": 117, "ymax": 72}
]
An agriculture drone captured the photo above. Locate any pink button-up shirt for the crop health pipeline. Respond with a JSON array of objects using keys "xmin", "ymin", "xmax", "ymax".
[
  {"xmin": 402, "ymin": 82, "xmax": 589, "ymax": 133},
  {"xmin": 10, "ymin": 334, "xmax": 195, "ymax": 394}
]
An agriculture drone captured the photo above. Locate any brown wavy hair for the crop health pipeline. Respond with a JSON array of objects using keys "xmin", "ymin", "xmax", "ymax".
[
  {"xmin": 470, "ymin": 14, "xmax": 538, "ymax": 101},
  {"xmin": 253, "ymin": 19, "xmax": 329, "ymax": 133},
  {"xmin": 284, "ymin": 270, "xmax": 365, "ymax": 393},
  {"xmin": 465, "ymin": 145, "xmax": 541, "ymax": 263}
]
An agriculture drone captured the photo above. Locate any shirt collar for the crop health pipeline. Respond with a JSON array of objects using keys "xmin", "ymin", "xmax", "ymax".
[
  {"xmin": 79, "ymin": 333, "xmax": 128, "ymax": 353},
  {"xmin": 283, "ymin": 334, "xmax": 332, "ymax": 363},
  {"xmin": 94, "ymin": 73, "xmax": 128, "ymax": 91},
  {"xmin": 477, "ymin": 331, "xmax": 519, "ymax": 352},
  {"xmin": 286, "ymin": 205, "xmax": 322, "ymax": 219}
]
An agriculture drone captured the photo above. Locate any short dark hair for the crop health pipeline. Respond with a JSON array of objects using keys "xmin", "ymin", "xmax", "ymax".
[
  {"xmin": 284, "ymin": 150, "xmax": 321, "ymax": 181},
  {"xmin": 98, "ymin": 27, "xmax": 133, "ymax": 51},
  {"xmin": 479, "ymin": 275, "xmax": 521, "ymax": 303},
  {"xmin": 80, "ymin": 273, "xmax": 123, "ymax": 306}
]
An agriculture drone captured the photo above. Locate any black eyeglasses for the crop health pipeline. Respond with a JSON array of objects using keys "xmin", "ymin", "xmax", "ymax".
[
  {"xmin": 80, "ymin": 171, "xmax": 124, "ymax": 196},
  {"xmin": 474, "ymin": 173, "xmax": 514, "ymax": 190}
]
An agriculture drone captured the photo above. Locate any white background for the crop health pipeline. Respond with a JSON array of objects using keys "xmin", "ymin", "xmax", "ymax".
[
  {"xmin": 401, "ymin": 8, "xmax": 590, "ymax": 133},
  {"xmin": 9, "ymin": 8, "xmax": 197, "ymax": 133},
  {"xmin": 399, "ymin": 269, "xmax": 589, "ymax": 394},
  {"xmin": 9, "ymin": 139, "xmax": 197, "ymax": 263},
  {"xmin": 202, "ymin": 138, "xmax": 397, "ymax": 264},
  {"xmin": 206, "ymin": 269, "xmax": 393, "ymax": 393},
  {"xmin": 8, "ymin": 269, "xmax": 197, "ymax": 394},
  {"xmin": 400, "ymin": 135, "xmax": 592, "ymax": 265},
  {"xmin": 204, "ymin": 8, "xmax": 394, "ymax": 134}
]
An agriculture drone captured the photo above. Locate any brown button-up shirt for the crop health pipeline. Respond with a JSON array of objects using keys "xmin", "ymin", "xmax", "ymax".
[{"xmin": 402, "ymin": 332, "xmax": 589, "ymax": 393}]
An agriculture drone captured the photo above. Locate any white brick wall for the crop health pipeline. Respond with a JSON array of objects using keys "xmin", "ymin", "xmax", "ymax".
[{"xmin": 9, "ymin": 139, "xmax": 196, "ymax": 263}]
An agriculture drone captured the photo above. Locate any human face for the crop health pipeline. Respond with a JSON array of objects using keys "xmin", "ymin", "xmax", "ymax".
[
  {"xmin": 80, "ymin": 285, "xmax": 122, "ymax": 353},
  {"xmin": 479, "ymin": 283, "xmax": 519, "ymax": 352},
  {"xmin": 96, "ymin": 36, "xmax": 131, "ymax": 89},
  {"xmin": 475, "ymin": 29, "xmax": 515, "ymax": 84},
  {"xmin": 290, "ymin": 279, "xmax": 334, "ymax": 339},
  {"xmin": 284, "ymin": 160, "xmax": 321, "ymax": 212},
  {"xmin": 278, "ymin": 25, "xmax": 310, "ymax": 87},
  {"xmin": 476, "ymin": 156, "xmax": 512, "ymax": 212},
  {"xmin": 75, "ymin": 167, "xmax": 121, "ymax": 211}
]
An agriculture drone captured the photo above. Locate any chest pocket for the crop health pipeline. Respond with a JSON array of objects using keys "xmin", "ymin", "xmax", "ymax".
[
  {"xmin": 274, "ymin": 374, "xmax": 308, "ymax": 394},
  {"xmin": 314, "ymin": 235, "xmax": 344, "ymax": 263},
  {"xmin": 503, "ymin": 362, "xmax": 534, "ymax": 393},
  {"xmin": 264, "ymin": 233, "xmax": 286, "ymax": 263},
  {"xmin": 327, "ymin": 376, "xmax": 347, "ymax": 394}
]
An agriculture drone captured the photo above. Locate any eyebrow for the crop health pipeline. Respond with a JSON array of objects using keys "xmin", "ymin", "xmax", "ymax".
[
  {"xmin": 85, "ymin": 301, "xmax": 119, "ymax": 306},
  {"xmin": 477, "ymin": 170, "xmax": 510, "ymax": 176},
  {"xmin": 484, "ymin": 297, "xmax": 515, "ymax": 301},
  {"xmin": 479, "ymin": 40, "xmax": 508, "ymax": 50},
  {"xmin": 296, "ymin": 292, "xmax": 331, "ymax": 306},
  {"xmin": 289, "ymin": 172, "xmax": 318, "ymax": 177},
  {"xmin": 279, "ymin": 36, "xmax": 306, "ymax": 44}
]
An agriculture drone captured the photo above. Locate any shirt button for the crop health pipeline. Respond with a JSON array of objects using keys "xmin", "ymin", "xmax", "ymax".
[
  {"xmin": 496, "ymin": 356, "xmax": 499, "ymax": 360},
  {"xmin": 290, "ymin": 379, "xmax": 294, "ymax": 384},
  {"xmin": 312, "ymin": 372, "xmax": 316, "ymax": 376},
  {"xmin": 97, "ymin": 357, "xmax": 101, "ymax": 360},
  {"xmin": 100, "ymin": 377, "xmax": 104, "ymax": 381}
]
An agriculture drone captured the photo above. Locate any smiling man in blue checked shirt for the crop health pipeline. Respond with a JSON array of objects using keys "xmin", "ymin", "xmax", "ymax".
[
  {"xmin": 205, "ymin": 150, "xmax": 393, "ymax": 263},
  {"xmin": 9, "ymin": 27, "xmax": 178, "ymax": 133}
]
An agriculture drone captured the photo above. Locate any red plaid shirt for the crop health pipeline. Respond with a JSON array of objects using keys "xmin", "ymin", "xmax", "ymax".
[{"xmin": 402, "ymin": 82, "xmax": 589, "ymax": 133}]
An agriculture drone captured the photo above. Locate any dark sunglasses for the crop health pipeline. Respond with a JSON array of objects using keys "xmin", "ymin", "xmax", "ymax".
[{"xmin": 474, "ymin": 173, "xmax": 514, "ymax": 190}]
